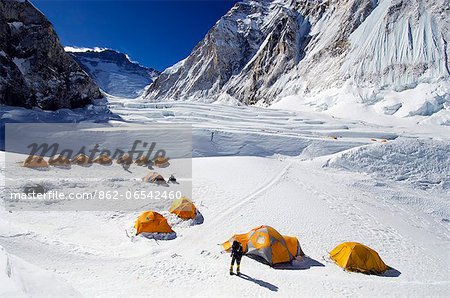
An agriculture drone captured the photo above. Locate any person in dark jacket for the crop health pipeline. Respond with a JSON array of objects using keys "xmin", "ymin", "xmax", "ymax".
[{"xmin": 230, "ymin": 240, "xmax": 243, "ymax": 276}]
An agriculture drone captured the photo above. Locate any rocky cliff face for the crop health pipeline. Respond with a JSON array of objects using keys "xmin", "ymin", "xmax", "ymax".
[
  {"xmin": 145, "ymin": 0, "xmax": 449, "ymax": 117},
  {"xmin": 67, "ymin": 48, "xmax": 160, "ymax": 98},
  {"xmin": 0, "ymin": 0, "xmax": 101, "ymax": 110},
  {"xmin": 145, "ymin": 0, "xmax": 272, "ymax": 102}
]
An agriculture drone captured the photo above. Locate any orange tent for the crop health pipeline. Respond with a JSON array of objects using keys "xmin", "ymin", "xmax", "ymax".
[
  {"xmin": 154, "ymin": 156, "xmax": 170, "ymax": 168},
  {"xmin": 135, "ymin": 155, "xmax": 150, "ymax": 166},
  {"xmin": 330, "ymin": 242, "xmax": 389, "ymax": 274},
  {"xmin": 22, "ymin": 155, "xmax": 48, "ymax": 168},
  {"xmin": 222, "ymin": 225, "xmax": 304, "ymax": 265},
  {"xmin": 116, "ymin": 154, "xmax": 133, "ymax": 165},
  {"xmin": 71, "ymin": 154, "xmax": 92, "ymax": 166},
  {"xmin": 134, "ymin": 211, "xmax": 174, "ymax": 235},
  {"xmin": 93, "ymin": 154, "xmax": 112, "ymax": 165},
  {"xmin": 48, "ymin": 155, "xmax": 71, "ymax": 167},
  {"xmin": 144, "ymin": 172, "xmax": 166, "ymax": 184},
  {"xmin": 169, "ymin": 197, "xmax": 197, "ymax": 219},
  {"xmin": 282, "ymin": 235, "xmax": 304, "ymax": 258}
]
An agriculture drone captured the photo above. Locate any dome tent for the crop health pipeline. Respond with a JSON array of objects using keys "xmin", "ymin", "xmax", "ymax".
[
  {"xmin": 93, "ymin": 154, "xmax": 112, "ymax": 165},
  {"xmin": 135, "ymin": 155, "xmax": 151, "ymax": 166},
  {"xmin": 144, "ymin": 172, "xmax": 166, "ymax": 185},
  {"xmin": 48, "ymin": 154, "xmax": 71, "ymax": 168},
  {"xmin": 134, "ymin": 211, "xmax": 175, "ymax": 240},
  {"xmin": 154, "ymin": 155, "xmax": 170, "ymax": 168},
  {"xmin": 222, "ymin": 225, "xmax": 304, "ymax": 266},
  {"xmin": 116, "ymin": 154, "xmax": 133, "ymax": 165},
  {"xmin": 282, "ymin": 235, "xmax": 304, "ymax": 259},
  {"xmin": 330, "ymin": 242, "xmax": 389, "ymax": 274},
  {"xmin": 71, "ymin": 153, "xmax": 92, "ymax": 166},
  {"xmin": 22, "ymin": 155, "xmax": 48, "ymax": 168},
  {"xmin": 169, "ymin": 197, "xmax": 197, "ymax": 220}
]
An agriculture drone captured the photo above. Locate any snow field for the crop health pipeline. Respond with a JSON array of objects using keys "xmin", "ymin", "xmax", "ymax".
[{"xmin": 0, "ymin": 100, "xmax": 449, "ymax": 296}]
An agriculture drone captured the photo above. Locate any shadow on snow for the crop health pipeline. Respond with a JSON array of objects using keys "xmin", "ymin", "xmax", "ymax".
[
  {"xmin": 237, "ymin": 273, "xmax": 278, "ymax": 292},
  {"xmin": 272, "ymin": 256, "xmax": 325, "ymax": 270}
]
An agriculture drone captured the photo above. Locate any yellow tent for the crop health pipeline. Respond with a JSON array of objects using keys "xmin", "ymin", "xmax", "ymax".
[
  {"xmin": 93, "ymin": 154, "xmax": 112, "ymax": 165},
  {"xmin": 169, "ymin": 197, "xmax": 196, "ymax": 219},
  {"xmin": 330, "ymin": 242, "xmax": 389, "ymax": 274},
  {"xmin": 71, "ymin": 153, "xmax": 92, "ymax": 166},
  {"xmin": 134, "ymin": 211, "xmax": 174, "ymax": 235},
  {"xmin": 154, "ymin": 156, "xmax": 170, "ymax": 168},
  {"xmin": 48, "ymin": 155, "xmax": 71, "ymax": 167},
  {"xmin": 222, "ymin": 225, "xmax": 304, "ymax": 265},
  {"xmin": 144, "ymin": 172, "xmax": 166, "ymax": 184},
  {"xmin": 22, "ymin": 155, "xmax": 48, "ymax": 168}
]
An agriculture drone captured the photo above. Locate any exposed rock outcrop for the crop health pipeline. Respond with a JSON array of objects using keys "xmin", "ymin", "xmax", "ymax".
[{"xmin": 0, "ymin": 0, "xmax": 101, "ymax": 110}]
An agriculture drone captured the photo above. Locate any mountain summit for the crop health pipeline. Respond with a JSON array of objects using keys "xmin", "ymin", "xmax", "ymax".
[
  {"xmin": 145, "ymin": 0, "xmax": 449, "ymax": 119},
  {"xmin": 67, "ymin": 48, "xmax": 160, "ymax": 98}
]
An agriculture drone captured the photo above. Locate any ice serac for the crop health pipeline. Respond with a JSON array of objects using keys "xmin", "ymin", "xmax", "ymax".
[
  {"xmin": 0, "ymin": 0, "xmax": 101, "ymax": 110},
  {"xmin": 144, "ymin": 0, "xmax": 449, "ymax": 118},
  {"xmin": 67, "ymin": 48, "xmax": 160, "ymax": 98}
]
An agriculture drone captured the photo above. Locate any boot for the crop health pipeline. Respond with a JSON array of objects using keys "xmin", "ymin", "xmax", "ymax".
[
  {"xmin": 236, "ymin": 265, "xmax": 240, "ymax": 276},
  {"xmin": 229, "ymin": 265, "xmax": 233, "ymax": 275}
]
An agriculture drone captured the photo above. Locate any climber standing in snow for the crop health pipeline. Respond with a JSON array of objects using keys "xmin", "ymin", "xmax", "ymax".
[{"xmin": 230, "ymin": 240, "xmax": 243, "ymax": 276}]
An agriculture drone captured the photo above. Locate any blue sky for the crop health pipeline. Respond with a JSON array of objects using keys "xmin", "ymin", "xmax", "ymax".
[{"xmin": 32, "ymin": 0, "xmax": 238, "ymax": 70}]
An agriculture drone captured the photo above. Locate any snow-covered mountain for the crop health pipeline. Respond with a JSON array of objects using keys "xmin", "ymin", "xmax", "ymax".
[
  {"xmin": 0, "ymin": 0, "xmax": 101, "ymax": 110},
  {"xmin": 145, "ymin": 0, "xmax": 450, "ymax": 121},
  {"xmin": 67, "ymin": 48, "xmax": 160, "ymax": 98}
]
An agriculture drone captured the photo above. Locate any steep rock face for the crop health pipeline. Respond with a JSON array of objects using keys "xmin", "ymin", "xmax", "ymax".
[
  {"xmin": 144, "ymin": 0, "xmax": 449, "ymax": 117},
  {"xmin": 67, "ymin": 48, "xmax": 160, "ymax": 98},
  {"xmin": 146, "ymin": 0, "xmax": 271, "ymax": 101},
  {"xmin": 223, "ymin": 3, "xmax": 312, "ymax": 104},
  {"xmin": 0, "ymin": 0, "xmax": 101, "ymax": 110}
]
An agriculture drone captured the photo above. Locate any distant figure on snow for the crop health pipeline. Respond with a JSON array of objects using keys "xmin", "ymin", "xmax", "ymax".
[
  {"xmin": 168, "ymin": 174, "xmax": 177, "ymax": 183},
  {"xmin": 211, "ymin": 131, "xmax": 215, "ymax": 141},
  {"xmin": 230, "ymin": 240, "xmax": 243, "ymax": 276},
  {"xmin": 121, "ymin": 161, "xmax": 131, "ymax": 173}
]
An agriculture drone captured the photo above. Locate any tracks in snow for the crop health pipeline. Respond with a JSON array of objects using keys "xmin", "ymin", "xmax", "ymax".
[
  {"xmin": 211, "ymin": 163, "xmax": 292, "ymax": 225},
  {"xmin": 290, "ymin": 165, "xmax": 446, "ymax": 281}
]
